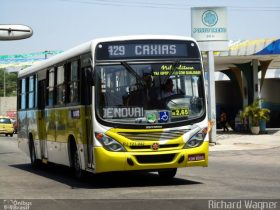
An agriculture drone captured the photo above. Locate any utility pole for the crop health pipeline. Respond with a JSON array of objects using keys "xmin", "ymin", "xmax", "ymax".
[
  {"xmin": 0, "ymin": 24, "xmax": 33, "ymax": 96},
  {"xmin": 45, "ymin": 50, "xmax": 48, "ymax": 59},
  {"xmin": 3, "ymin": 69, "xmax": 5, "ymax": 97}
]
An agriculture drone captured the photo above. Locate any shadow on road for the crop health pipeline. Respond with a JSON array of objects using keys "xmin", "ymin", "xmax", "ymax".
[{"xmin": 10, "ymin": 163, "xmax": 202, "ymax": 189}]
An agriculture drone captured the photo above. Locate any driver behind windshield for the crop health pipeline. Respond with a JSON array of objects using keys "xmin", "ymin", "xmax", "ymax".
[{"xmin": 158, "ymin": 78, "xmax": 175, "ymax": 100}]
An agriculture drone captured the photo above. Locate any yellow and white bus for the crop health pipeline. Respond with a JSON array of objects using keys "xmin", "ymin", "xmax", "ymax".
[{"xmin": 18, "ymin": 35, "xmax": 209, "ymax": 179}]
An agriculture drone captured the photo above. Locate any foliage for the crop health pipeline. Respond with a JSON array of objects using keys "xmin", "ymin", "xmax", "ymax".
[
  {"xmin": 0, "ymin": 68, "xmax": 18, "ymax": 97},
  {"xmin": 241, "ymin": 98, "xmax": 270, "ymax": 126}
]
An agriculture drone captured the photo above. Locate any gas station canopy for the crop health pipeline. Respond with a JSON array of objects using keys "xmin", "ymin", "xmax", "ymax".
[{"xmin": 214, "ymin": 38, "xmax": 280, "ymax": 71}]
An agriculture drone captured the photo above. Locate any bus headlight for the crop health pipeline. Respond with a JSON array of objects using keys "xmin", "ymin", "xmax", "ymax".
[
  {"xmin": 184, "ymin": 127, "xmax": 207, "ymax": 148},
  {"xmin": 95, "ymin": 132, "xmax": 126, "ymax": 152}
]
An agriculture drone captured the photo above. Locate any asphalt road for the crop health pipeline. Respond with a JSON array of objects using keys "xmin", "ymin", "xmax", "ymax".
[{"xmin": 0, "ymin": 135, "xmax": 280, "ymax": 210}]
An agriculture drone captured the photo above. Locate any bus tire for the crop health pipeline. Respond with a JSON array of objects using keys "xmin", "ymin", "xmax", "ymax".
[
  {"xmin": 158, "ymin": 168, "xmax": 177, "ymax": 179},
  {"xmin": 74, "ymin": 149, "xmax": 84, "ymax": 179},
  {"xmin": 29, "ymin": 137, "xmax": 40, "ymax": 168},
  {"xmin": 70, "ymin": 141, "xmax": 84, "ymax": 179}
]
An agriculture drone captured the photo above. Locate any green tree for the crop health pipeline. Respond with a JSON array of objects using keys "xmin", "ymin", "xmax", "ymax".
[{"xmin": 0, "ymin": 68, "xmax": 18, "ymax": 97}]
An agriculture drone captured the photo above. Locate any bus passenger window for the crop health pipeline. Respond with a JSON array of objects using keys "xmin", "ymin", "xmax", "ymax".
[
  {"xmin": 28, "ymin": 76, "xmax": 35, "ymax": 109},
  {"xmin": 69, "ymin": 61, "xmax": 79, "ymax": 103},
  {"xmin": 56, "ymin": 66, "xmax": 65, "ymax": 105},
  {"xmin": 20, "ymin": 79, "xmax": 26, "ymax": 109},
  {"xmin": 47, "ymin": 68, "xmax": 55, "ymax": 106}
]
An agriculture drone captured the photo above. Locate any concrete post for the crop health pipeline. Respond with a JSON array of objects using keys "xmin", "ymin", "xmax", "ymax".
[
  {"xmin": 241, "ymin": 70, "xmax": 248, "ymax": 108},
  {"xmin": 252, "ymin": 59, "xmax": 260, "ymax": 100},
  {"xmin": 3, "ymin": 70, "xmax": 6, "ymax": 97},
  {"xmin": 207, "ymin": 51, "xmax": 216, "ymax": 143}
]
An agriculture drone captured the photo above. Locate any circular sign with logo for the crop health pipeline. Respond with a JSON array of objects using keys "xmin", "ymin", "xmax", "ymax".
[
  {"xmin": 202, "ymin": 10, "xmax": 218, "ymax": 27},
  {"xmin": 147, "ymin": 113, "xmax": 157, "ymax": 123}
]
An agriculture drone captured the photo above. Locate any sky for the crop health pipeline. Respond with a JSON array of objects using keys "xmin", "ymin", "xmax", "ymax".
[{"xmin": 1, "ymin": 0, "xmax": 280, "ymax": 55}]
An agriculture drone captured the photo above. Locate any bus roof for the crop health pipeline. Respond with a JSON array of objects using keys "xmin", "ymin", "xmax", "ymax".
[
  {"xmin": 18, "ymin": 35, "xmax": 196, "ymax": 78},
  {"xmin": 18, "ymin": 40, "xmax": 92, "ymax": 78}
]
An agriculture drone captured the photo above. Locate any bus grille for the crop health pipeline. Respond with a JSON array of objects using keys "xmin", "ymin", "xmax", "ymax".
[
  {"xmin": 118, "ymin": 129, "xmax": 189, "ymax": 141},
  {"xmin": 130, "ymin": 144, "xmax": 179, "ymax": 150},
  {"xmin": 135, "ymin": 154, "xmax": 176, "ymax": 164}
]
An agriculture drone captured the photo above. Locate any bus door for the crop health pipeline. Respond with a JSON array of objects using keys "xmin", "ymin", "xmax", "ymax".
[
  {"xmin": 81, "ymin": 55, "xmax": 94, "ymax": 167},
  {"xmin": 37, "ymin": 76, "xmax": 48, "ymax": 159}
]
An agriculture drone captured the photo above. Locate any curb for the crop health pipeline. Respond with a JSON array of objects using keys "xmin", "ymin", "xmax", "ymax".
[{"xmin": 209, "ymin": 128, "xmax": 280, "ymax": 151}]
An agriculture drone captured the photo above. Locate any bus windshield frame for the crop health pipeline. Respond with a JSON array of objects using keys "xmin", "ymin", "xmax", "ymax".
[{"xmin": 94, "ymin": 39, "xmax": 206, "ymax": 129}]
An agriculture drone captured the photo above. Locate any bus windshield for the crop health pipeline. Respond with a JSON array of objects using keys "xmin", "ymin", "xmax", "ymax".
[{"xmin": 95, "ymin": 61, "xmax": 205, "ymax": 127}]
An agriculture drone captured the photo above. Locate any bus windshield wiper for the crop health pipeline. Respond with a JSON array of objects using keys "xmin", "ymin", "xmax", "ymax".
[
  {"xmin": 163, "ymin": 59, "xmax": 180, "ymax": 84},
  {"xmin": 120, "ymin": 61, "xmax": 145, "ymax": 87}
]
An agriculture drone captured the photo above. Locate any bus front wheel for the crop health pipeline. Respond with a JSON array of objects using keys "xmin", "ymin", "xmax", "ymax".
[{"xmin": 158, "ymin": 168, "xmax": 177, "ymax": 179}]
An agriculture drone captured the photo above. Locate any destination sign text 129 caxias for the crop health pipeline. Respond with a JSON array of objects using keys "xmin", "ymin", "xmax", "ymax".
[{"xmin": 95, "ymin": 40, "xmax": 200, "ymax": 60}]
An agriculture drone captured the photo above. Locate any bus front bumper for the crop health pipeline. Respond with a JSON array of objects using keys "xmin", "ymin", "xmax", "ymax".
[{"xmin": 94, "ymin": 141, "xmax": 208, "ymax": 173}]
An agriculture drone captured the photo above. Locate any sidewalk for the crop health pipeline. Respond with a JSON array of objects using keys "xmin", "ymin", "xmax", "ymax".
[{"xmin": 209, "ymin": 128, "xmax": 280, "ymax": 151}]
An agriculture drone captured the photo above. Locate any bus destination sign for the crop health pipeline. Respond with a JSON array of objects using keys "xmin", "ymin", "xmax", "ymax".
[{"xmin": 95, "ymin": 40, "xmax": 199, "ymax": 60}]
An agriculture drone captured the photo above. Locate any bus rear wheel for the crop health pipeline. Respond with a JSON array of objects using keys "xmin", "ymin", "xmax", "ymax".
[
  {"xmin": 71, "ymin": 144, "xmax": 84, "ymax": 179},
  {"xmin": 158, "ymin": 168, "xmax": 177, "ymax": 179}
]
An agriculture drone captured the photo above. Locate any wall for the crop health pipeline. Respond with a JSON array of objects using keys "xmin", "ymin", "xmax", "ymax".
[
  {"xmin": 0, "ymin": 97, "xmax": 17, "ymax": 116},
  {"xmin": 216, "ymin": 81, "xmax": 242, "ymax": 106},
  {"xmin": 215, "ymin": 81, "xmax": 243, "ymax": 126},
  {"xmin": 261, "ymin": 79, "xmax": 280, "ymax": 127},
  {"xmin": 261, "ymin": 79, "xmax": 280, "ymax": 104},
  {"xmin": 215, "ymin": 78, "xmax": 280, "ymax": 128}
]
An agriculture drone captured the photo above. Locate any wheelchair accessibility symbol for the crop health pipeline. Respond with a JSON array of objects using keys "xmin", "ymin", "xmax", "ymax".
[{"xmin": 159, "ymin": 111, "xmax": 169, "ymax": 123}]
